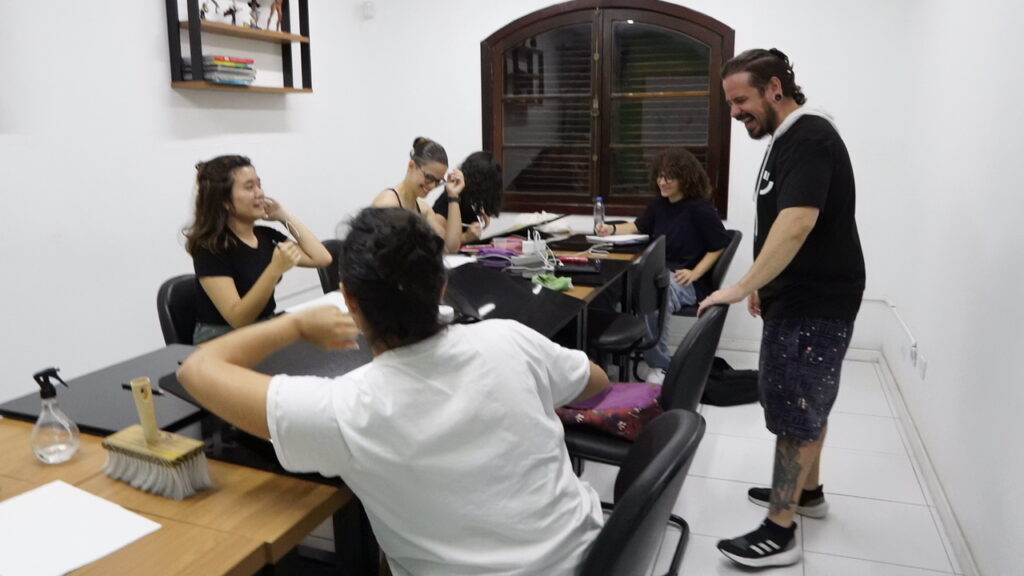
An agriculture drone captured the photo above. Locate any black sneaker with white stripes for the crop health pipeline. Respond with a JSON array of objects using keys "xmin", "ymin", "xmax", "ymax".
[
  {"xmin": 748, "ymin": 484, "xmax": 829, "ymax": 518},
  {"xmin": 717, "ymin": 519, "xmax": 800, "ymax": 568}
]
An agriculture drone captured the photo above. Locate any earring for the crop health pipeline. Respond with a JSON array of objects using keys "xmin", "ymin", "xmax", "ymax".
[{"xmin": 774, "ymin": 94, "xmax": 782, "ymax": 102}]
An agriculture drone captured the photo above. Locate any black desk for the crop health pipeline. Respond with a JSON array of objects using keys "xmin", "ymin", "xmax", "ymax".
[
  {"xmin": 0, "ymin": 344, "xmax": 202, "ymax": 436},
  {"xmin": 445, "ymin": 263, "xmax": 586, "ymax": 336},
  {"xmin": 548, "ymin": 233, "xmax": 649, "ymax": 255},
  {"xmin": 159, "ymin": 338, "xmax": 373, "ymax": 410}
]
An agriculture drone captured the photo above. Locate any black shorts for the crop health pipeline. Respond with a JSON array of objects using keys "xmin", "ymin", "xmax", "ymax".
[{"xmin": 759, "ymin": 317, "xmax": 854, "ymax": 441}]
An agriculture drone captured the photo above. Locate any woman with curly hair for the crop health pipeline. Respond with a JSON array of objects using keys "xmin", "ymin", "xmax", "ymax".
[
  {"xmin": 431, "ymin": 151, "xmax": 503, "ymax": 244},
  {"xmin": 595, "ymin": 148, "xmax": 731, "ymax": 380}
]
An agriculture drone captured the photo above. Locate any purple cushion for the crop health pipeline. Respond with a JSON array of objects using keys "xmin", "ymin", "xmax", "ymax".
[{"xmin": 558, "ymin": 382, "xmax": 663, "ymax": 441}]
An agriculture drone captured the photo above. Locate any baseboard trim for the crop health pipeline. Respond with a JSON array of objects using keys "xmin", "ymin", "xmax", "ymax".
[
  {"xmin": 877, "ymin": 350, "xmax": 978, "ymax": 576},
  {"xmin": 715, "ymin": 339, "xmax": 977, "ymax": 575}
]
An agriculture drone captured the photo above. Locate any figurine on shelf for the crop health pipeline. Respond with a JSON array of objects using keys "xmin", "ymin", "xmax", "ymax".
[
  {"xmin": 267, "ymin": 0, "xmax": 283, "ymax": 31},
  {"xmin": 222, "ymin": 2, "xmax": 237, "ymax": 25},
  {"xmin": 200, "ymin": 0, "xmax": 221, "ymax": 20},
  {"xmin": 248, "ymin": 0, "xmax": 261, "ymax": 29},
  {"xmin": 223, "ymin": 0, "xmax": 251, "ymax": 27}
]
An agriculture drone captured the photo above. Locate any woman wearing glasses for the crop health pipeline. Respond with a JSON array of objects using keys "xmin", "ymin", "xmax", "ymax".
[
  {"xmin": 372, "ymin": 136, "xmax": 465, "ymax": 253},
  {"xmin": 595, "ymin": 147, "xmax": 731, "ymax": 382}
]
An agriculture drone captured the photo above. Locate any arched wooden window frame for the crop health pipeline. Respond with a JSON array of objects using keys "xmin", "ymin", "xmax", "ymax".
[{"xmin": 482, "ymin": 0, "xmax": 734, "ymax": 218}]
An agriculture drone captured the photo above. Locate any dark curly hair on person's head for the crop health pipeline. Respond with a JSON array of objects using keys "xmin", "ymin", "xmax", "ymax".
[
  {"xmin": 722, "ymin": 48, "xmax": 807, "ymax": 105},
  {"xmin": 339, "ymin": 207, "xmax": 446, "ymax": 350},
  {"xmin": 460, "ymin": 151, "xmax": 503, "ymax": 218},
  {"xmin": 648, "ymin": 148, "xmax": 712, "ymax": 200}
]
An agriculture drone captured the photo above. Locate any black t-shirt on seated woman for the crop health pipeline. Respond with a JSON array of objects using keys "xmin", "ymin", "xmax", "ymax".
[
  {"xmin": 432, "ymin": 194, "xmax": 479, "ymax": 226},
  {"xmin": 192, "ymin": 226, "xmax": 287, "ymax": 325},
  {"xmin": 634, "ymin": 197, "xmax": 731, "ymax": 300}
]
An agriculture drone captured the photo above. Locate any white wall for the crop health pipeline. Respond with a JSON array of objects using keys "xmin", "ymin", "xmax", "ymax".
[{"xmin": 3, "ymin": 0, "xmax": 1022, "ymax": 572}]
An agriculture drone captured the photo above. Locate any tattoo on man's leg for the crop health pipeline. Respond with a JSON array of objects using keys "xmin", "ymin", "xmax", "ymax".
[{"xmin": 770, "ymin": 437, "xmax": 804, "ymax": 516}]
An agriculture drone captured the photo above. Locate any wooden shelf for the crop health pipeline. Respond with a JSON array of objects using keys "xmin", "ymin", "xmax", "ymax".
[
  {"xmin": 173, "ymin": 81, "xmax": 312, "ymax": 94},
  {"xmin": 179, "ymin": 20, "xmax": 309, "ymax": 43},
  {"xmin": 167, "ymin": 0, "xmax": 312, "ymax": 93}
]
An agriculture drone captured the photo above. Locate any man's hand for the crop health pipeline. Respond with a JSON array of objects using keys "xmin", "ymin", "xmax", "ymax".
[
  {"xmin": 294, "ymin": 306, "xmax": 361, "ymax": 350},
  {"xmin": 697, "ymin": 283, "xmax": 750, "ymax": 316},
  {"xmin": 746, "ymin": 291, "xmax": 761, "ymax": 317}
]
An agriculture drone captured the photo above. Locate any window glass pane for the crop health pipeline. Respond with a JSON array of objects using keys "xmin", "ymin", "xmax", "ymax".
[
  {"xmin": 504, "ymin": 147, "xmax": 591, "ymax": 195},
  {"xmin": 611, "ymin": 97, "xmax": 709, "ymax": 146},
  {"xmin": 611, "ymin": 21, "xmax": 710, "ymax": 94},
  {"xmin": 502, "ymin": 24, "xmax": 592, "ymax": 195},
  {"xmin": 610, "ymin": 147, "xmax": 708, "ymax": 198},
  {"xmin": 503, "ymin": 99, "xmax": 591, "ymax": 145},
  {"xmin": 503, "ymin": 24, "xmax": 591, "ymax": 97},
  {"xmin": 609, "ymin": 22, "xmax": 712, "ymax": 200}
]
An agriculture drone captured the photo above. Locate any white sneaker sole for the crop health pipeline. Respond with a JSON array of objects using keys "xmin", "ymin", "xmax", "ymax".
[
  {"xmin": 719, "ymin": 532, "xmax": 802, "ymax": 568},
  {"xmin": 748, "ymin": 493, "xmax": 830, "ymax": 519}
]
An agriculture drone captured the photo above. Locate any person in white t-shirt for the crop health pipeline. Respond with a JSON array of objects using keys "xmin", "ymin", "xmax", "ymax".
[{"xmin": 179, "ymin": 206, "xmax": 611, "ymax": 576}]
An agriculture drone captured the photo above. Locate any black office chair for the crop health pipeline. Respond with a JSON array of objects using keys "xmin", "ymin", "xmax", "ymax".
[
  {"xmin": 317, "ymin": 238, "xmax": 344, "ymax": 294},
  {"xmin": 587, "ymin": 236, "xmax": 669, "ymax": 381},
  {"xmin": 565, "ymin": 304, "xmax": 727, "ymax": 468},
  {"xmin": 578, "ymin": 409, "xmax": 706, "ymax": 576},
  {"xmin": 157, "ymin": 274, "xmax": 198, "ymax": 345},
  {"xmin": 675, "ymin": 229, "xmax": 743, "ymax": 317}
]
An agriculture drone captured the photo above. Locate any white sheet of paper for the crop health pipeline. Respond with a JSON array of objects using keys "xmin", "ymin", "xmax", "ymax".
[
  {"xmin": 284, "ymin": 290, "xmax": 348, "ymax": 314},
  {"xmin": 585, "ymin": 234, "xmax": 649, "ymax": 245},
  {"xmin": 444, "ymin": 255, "xmax": 476, "ymax": 269},
  {"xmin": 0, "ymin": 480, "xmax": 161, "ymax": 576}
]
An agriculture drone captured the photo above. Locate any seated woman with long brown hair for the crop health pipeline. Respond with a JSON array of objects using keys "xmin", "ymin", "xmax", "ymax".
[{"xmin": 184, "ymin": 155, "xmax": 332, "ymax": 344}]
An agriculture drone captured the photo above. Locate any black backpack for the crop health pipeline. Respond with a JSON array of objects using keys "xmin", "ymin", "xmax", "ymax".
[{"xmin": 701, "ymin": 357, "xmax": 760, "ymax": 406}]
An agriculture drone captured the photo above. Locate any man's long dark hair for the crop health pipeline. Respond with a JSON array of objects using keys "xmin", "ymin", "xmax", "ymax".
[{"xmin": 722, "ymin": 48, "xmax": 807, "ymax": 105}]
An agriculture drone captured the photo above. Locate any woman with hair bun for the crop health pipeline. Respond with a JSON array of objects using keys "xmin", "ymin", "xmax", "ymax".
[
  {"xmin": 184, "ymin": 155, "xmax": 332, "ymax": 344},
  {"xmin": 371, "ymin": 136, "xmax": 466, "ymax": 253},
  {"xmin": 431, "ymin": 151, "xmax": 503, "ymax": 244},
  {"xmin": 180, "ymin": 207, "xmax": 611, "ymax": 575}
]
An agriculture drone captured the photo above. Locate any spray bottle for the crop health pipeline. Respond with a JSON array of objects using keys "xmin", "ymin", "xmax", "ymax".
[{"xmin": 30, "ymin": 367, "xmax": 80, "ymax": 464}]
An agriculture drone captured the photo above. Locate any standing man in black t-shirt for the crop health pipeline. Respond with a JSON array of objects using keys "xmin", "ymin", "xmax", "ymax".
[{"xmin": 698, "ymin": 48, "xmax": 866, "ymax": 568}]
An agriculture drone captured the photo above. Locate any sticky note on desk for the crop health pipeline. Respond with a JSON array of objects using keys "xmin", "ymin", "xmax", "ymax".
[{"xmin": 0, "ymin": 480, "xmax": 161, "ymax": 576}]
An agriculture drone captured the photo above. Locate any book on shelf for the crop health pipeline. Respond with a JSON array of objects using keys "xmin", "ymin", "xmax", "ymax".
[
  {"xmin": 183, "ymin": 58, "xmax": 254, "ymax": 70},
  {"xmin": 205, "ymin": 55, "xmax": 255, "ymax": 65}
]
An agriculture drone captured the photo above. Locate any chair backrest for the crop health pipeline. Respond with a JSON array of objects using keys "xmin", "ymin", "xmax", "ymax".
[
  {"xmin": 157, "ymin": 274, "xmax": 198, "ymax": 345},
  {"xmin": 709, "ymin": 229, "xmax": 743, "ymax": 292},
  {"xmin": 577, "ymin": 409, "xmax": 706, "ymax": 576},
  {"xmin": 317, "ymin": 238, "xmax": 345, "ymax": 294},
  {"xmin": 659, "ymin": 304, "xmax": 729, "ymax": 412},
  {"xmin": 631, "ymin": 235, "xmax": 666, "ymax": 316}
]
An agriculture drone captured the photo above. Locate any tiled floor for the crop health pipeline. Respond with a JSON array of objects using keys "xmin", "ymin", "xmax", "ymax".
[{"xmin": 580, "ymin": 351, "xmax": 964, "ymax": 575}]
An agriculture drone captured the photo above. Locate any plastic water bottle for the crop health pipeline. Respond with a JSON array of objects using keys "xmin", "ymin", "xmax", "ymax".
[{"xmin": 593, "ymin": 196, "xmax": 605, "ymax": 233}]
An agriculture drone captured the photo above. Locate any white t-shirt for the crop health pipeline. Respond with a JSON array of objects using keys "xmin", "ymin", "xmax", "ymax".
[{"xmin": 266, "ymin": 319, "xmax": 603, "ymax": 576}]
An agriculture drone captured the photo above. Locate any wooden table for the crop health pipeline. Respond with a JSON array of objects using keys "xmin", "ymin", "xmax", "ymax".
[{"xmin": 0, "ymin": 418, "xmax": 352, "ymax": 575}]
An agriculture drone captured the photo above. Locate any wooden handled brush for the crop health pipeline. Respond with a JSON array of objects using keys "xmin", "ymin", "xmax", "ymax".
[{"xmin": 101, "ymin": 377, "xmax": 213, "ymax": 500}]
